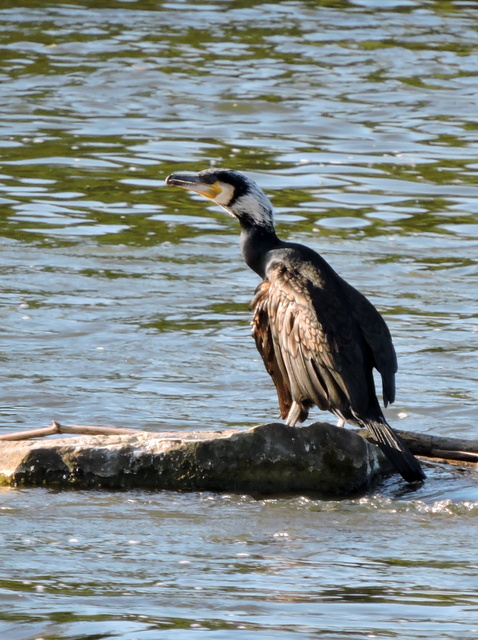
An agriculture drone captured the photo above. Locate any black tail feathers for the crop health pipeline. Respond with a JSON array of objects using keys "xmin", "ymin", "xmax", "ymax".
[{"xmin": 366, "ymin": 419, "xmax": 426, "ymax": 483}]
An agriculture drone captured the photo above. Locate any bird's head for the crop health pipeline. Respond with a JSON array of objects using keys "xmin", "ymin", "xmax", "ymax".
[{"xmin": 166, "ymin": 168, "xmax": 275, "ymax": 232}]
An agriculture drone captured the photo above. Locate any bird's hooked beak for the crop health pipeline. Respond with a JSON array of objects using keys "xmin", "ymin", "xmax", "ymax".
[{"xmin": 165, "ymin": 173, "xmax": 223, "ymax": 200}]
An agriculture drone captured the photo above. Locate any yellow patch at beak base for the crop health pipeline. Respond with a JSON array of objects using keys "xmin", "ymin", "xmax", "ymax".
[
  {"xmin": 192, "ymin": 181, "xmax": 222, "ymax": 199},
  {"xmin": 166, "ymin": 174, "xmax": 223, "ymax": 200}
]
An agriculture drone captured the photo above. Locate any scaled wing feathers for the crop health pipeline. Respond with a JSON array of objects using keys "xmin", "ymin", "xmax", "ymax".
[{"xmin": 250, "ymin": 262, "xmax": 371, "ymax": 422}]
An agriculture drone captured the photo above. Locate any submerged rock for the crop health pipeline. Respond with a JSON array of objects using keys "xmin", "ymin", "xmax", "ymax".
[{"xmin": 0, "ymin": 422, "xmax": 389, "ymax": 496}]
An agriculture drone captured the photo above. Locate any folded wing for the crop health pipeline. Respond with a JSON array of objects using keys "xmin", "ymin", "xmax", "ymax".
[{"xmin": 250, "ymin": 261, "xmax": 378, "ymax": 425}]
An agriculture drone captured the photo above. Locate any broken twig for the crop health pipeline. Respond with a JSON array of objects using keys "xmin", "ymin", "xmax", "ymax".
[{"xmin": 0, "ymin": 420, "xmax": 144, "ymax": 441}]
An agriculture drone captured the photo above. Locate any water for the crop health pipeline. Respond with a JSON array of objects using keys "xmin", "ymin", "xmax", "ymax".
[{"xmin": 1, "ymin": 1, "xmax": 478, "ymax": 638}]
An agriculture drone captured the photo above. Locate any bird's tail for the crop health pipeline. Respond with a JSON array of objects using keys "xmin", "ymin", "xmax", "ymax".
[{"xmin": 365, "ymin": 419, "xmax": 426, "ymax": 483}]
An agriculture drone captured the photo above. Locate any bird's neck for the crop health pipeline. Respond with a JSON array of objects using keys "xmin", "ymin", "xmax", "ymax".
[{"xmin": 239, "ymin": 224, "xmax": 281, "ymax": 278}]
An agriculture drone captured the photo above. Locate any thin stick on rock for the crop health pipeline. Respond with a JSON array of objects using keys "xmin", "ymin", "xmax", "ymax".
[{"xmin": 0, "ymin": 421, "xmax": 144, "ymax": 441}]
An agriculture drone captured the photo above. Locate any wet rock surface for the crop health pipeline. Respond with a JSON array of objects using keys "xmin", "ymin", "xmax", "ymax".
[{"xmin": 0, "ymin": 422, "xmax": 389, "ymax": 496}]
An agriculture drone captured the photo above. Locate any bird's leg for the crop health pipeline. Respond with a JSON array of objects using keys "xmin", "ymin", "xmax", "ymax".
[
  {"xmin": 285, "ymin": 401, "xmax": 303, "ymax": 428},
  {"xmin": 336, "ymin": 418, "xmax": 345, "ymax": 428}
]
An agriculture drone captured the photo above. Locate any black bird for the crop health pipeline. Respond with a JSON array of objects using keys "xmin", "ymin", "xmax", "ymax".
[{"xmin": 166, "ymin": 168, "xmax": 425, "ymax": 483}]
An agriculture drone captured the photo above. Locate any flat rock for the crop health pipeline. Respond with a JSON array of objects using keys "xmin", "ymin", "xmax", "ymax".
[{"xmin": 0, "ymin": 422, "xmax": 390, "ymax": 496}]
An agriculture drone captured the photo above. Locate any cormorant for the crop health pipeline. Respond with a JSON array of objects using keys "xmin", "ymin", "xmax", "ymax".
[{"xmin": 166, "ymin": 168, "xmax": 425, "ymax": 483}]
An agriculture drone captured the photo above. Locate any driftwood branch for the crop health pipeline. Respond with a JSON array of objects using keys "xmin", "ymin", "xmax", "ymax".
[
  {"xmin": 0, "ymin": 421, "xmax": 143, "ymax": 441},
  {"xmin": 395, "ymin": 429, "xmax": 478, "ymax": 463},
  {"xmin": 358, "ymin": 428, "xmax": 478, "ymax": 464}
]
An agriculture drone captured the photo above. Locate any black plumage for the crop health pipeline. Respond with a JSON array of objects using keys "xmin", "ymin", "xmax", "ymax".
[{"xmin": 166, "ymin": 168, "xmax": 425, "ymax": 483}]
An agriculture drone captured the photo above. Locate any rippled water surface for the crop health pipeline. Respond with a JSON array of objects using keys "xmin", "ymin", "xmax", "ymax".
[{"xmin": 1, "ymin": 1, "xmax": 478, "ymax": 638}]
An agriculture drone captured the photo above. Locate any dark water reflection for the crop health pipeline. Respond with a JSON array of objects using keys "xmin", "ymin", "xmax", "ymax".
[{"xmin": 1, "ymin": 1, "xmax": 478, "ymax": 638}]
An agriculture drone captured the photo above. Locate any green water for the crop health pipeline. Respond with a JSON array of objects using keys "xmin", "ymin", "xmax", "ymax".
[{"xmin": 1, "ymin": 1, "xmax": 478, "ymax": 638}]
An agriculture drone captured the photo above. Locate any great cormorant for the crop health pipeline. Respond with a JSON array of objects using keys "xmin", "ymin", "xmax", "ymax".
[{"xmin": 166, "ymin": 168, "xmax": 425, "ymax": 483}]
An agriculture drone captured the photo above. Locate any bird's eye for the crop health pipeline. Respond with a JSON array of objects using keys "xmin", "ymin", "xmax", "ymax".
[{"xmin": 199, "ymin": 173, "xmax": 217, "ymax": 185}]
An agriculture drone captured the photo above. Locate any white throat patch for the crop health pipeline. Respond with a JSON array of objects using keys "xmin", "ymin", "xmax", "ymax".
[
  {"xmin": 231, "ymin": 192, "xmax": 274, "ymax": 229},
  {"xmin": 208, "ymin": 174, "xmax": 275, "ymax": 230},
  {"xmin": 213, "ymin": 181, "xmax": 236, "ymax": 206}
]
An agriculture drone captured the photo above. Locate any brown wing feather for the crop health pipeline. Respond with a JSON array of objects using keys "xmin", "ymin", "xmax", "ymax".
[
  {"xmin": 250, "ymin": 281, "xmax": 292, "ymax": 418},
  {"xmin": 251, "ymin": 262, "xmax": 373, "ymax": 422}
]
